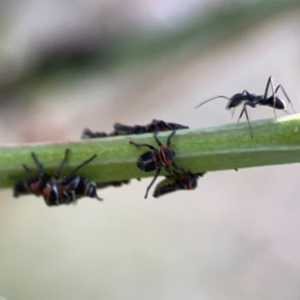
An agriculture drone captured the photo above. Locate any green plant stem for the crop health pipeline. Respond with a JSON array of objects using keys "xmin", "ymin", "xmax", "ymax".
[{"xmin": 1, "ymin": 114, "xmax": 300, "ymax": 190}]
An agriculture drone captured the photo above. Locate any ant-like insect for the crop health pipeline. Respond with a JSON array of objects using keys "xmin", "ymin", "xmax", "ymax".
[
  {"xmin": 12, "ymin": 149, "xmax": 102, "ymax": 206},
  {"xmin": 114, "ymin": 119, "xmax": 189, "ymax": 135},
  {"xmin": 82, "ymin": 119, "xmax": 189, "ymax": 139},
  {"xmin": 153, "ymin": 169, "xmax": 206, "ymax": 198},
  {"xmin": 129, "ymin": 129, "xmax": 178, "ymax": 199},
  {"xmin": 196, "ymin": 76, "xmax": 295, "ymax": 136}
]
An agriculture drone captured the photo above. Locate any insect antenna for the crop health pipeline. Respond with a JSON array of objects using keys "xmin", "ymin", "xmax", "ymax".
[
  {"xmin": 67, "ymin": 154, "xmax": 97, "ymax": 177},
  {"xmin": 195, "ymin": 96, "xmax": 231, "ymax": 109},
  {"xmin": 22, "ymin": 164, "xmax": 32, "ymax": 177},
  {"xmin": 31, "ymin": 152, "xmax": 44, "ymax": 174},
  {"xmin": 9, "ymin": 164, "xmax": 33, "ymax": 181}
]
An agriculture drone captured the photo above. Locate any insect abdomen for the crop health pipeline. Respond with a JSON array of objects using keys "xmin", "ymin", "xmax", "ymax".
[{"xmin": 153, "ymin": 180, "xmax": 181, "ymax": 198}]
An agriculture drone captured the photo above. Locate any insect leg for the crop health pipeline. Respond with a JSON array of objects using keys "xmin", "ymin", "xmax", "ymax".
[
  {"xmin": 166, "ymin": 129, "xmax": 176, "ymax": 148},
  {"xmin": 153, "ymin": 131, "xmax": 163, "ymax": 147},
  {"xmin": 275, "ymin": 84, "xmax": 296, "ymax": 113},
  {"xmin": 238, "ymin": 102, "xmax": 253, "ymax": 138},
  {"xmin": 67, "ymin": 154, "xmax": 97, "ymax": 177},
  {"xmin": 264, "ymin": 76, "xmax": 277, "ymax": 119},
  {"xmin": 171, "ymin": 161, "xmax": 179, "ymax": 171},
  {"xmin": 264, "ymin": 76, "xmax": 275, "ymax": 99},
  {"xmin": 94, "ymin": 192, "xmax": 103, "ymax": 201},
  {"xmin": 144, "ymin": 168, "xmax": 161, "ymax": 199},
  {"xmin": 173, "ymin": 170, "xmax": 186, "ymax": 188},
  {"xmin": 129, "ymin": 141, "xmax": 156, "ymax": 150}
]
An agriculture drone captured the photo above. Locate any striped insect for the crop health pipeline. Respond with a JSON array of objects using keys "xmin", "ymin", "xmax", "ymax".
[
  {"xmin": 153, "ymin": 170, "xmax": 206, "ymax": 198},
  {"xmin": 39, "ymin": 149, "xmax": 102, "ymax": 206},
  {"xmin": 12, "ymin": 149, "xmax": 102, "ymax": 206},
  {"xmin": 130, "ymin": 129, "xmax": 178, "ymax": 199},
  {"xmin": 196, "ymin": 76, "xmax": 295, "ymax": 136}
]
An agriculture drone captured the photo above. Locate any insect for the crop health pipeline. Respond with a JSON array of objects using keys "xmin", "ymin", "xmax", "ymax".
[
  {"xmin": 82, "ymin": 119, "xmax": 189, "ymax": 139},
  {"xmin": 114, "ymin": 119, "xmax": 189, "ymax": 135},
  {"xmin": 96, "ymin": 180, "xmax": 130, "ymax": 189},
  {"xmin": 153, "ymin": 170, "xmax": 206, "ymax": 198},
  {"xmin": 82, "ymin": 120, "xmax": 188, "ymax": 189},
  {"xmin": 38, "ymin": 149, "xmax": 102, "ymax": 206},
  {"xmin": 81, "ymin": 128, "xmax": 112, "ymax": 139},
  {"xmin": 195, "ymin": 76, "xmax": 295, "ymax": 135},
  {"xmin": 12, "ymin": 149, "xmax": 102, "ymax": 206},
  {"xmin": 130, "ymin": 129, "xmax": 178, "ymax": 199}
]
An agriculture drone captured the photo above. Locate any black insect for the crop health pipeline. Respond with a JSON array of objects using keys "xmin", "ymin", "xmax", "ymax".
[
  {"xmin": 196, "ymin": 76, "xmax": 295, "ymax": 135},
  {"xmin": 39, "ymin": 149, "xmax": 102, "ymax": 206},
  {"xmin": 114, "ymin": 119, "xmax": 189, "ymax": 135},
  {"xmin": 81, "ymin": 128, "xmax": 112, "ymax": 139},
  {"xmin": 130, "ymin": 129, "xmax": 178, "ymax": 199},
  {"xmin": 153, "ymin": 170, "xmax": 206, "ymax": 198},
  {"xmin": 82, "ymin": 119, "xmax": 189, "ymax": 139},
  {"xmin": 96, "ymin": 180, "xmax": 130, "ymax": 189},
  {"xmin": 82, "ymin": 120, "xmax": 188, "ymax": 190},
  {"xmin": 12, "ymin": 149, "xmax": 102, "ymax": 206}
]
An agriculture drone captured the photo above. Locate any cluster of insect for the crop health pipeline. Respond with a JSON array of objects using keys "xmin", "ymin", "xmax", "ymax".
[
  {"xmin": 11, "ymin": 76, "xmax": 295, "ymax": 206},
  {"xmin": 11, "ymin": 149, "xmax": 102, "ymax": 206}
]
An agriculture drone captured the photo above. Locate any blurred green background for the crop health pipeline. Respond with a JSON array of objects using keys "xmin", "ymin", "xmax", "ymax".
[{"xmin": 1, "ymin": 1, "xmax": 300, "ymax": 299}]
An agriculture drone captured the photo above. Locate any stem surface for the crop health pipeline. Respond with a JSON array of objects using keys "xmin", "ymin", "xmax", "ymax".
[{"xmin": 1, "ymin": 114, "xmax": 300, "ymax": 189}]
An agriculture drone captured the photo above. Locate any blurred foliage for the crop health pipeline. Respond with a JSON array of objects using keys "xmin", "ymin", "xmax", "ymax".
[{"xmin": 0, "ymin": 0, "xmax": 298, "ymax": 92}]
